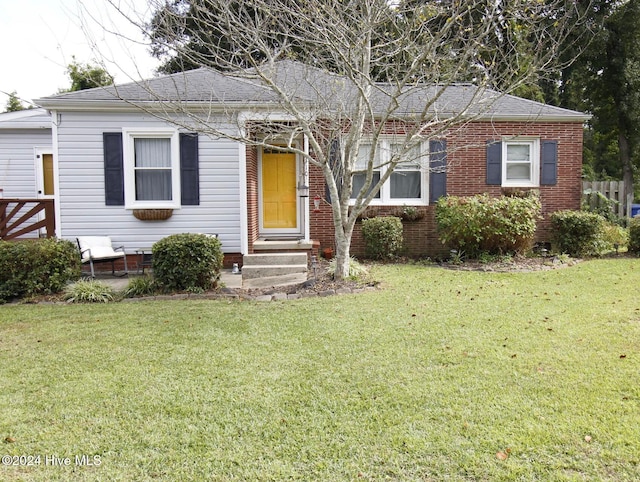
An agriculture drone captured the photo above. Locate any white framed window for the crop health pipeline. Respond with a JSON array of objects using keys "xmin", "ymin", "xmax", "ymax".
[
  {"xmin": 351, "ymin": 139, "xmax": 427, "ymax": 205},
  {"xmin": 502, "ymin": 138, "xmax": 540, "ymax": 187},
  {"xmin": 122, "ymin": 128, "xmax": 181, "ymax": 209},
  {"xmin": 352, "ymin": 143, "xmax": 381, "ymax": 200},
  {"xmin": 389, "ymin": 143, "xmax": 422, "ymax": 201}
]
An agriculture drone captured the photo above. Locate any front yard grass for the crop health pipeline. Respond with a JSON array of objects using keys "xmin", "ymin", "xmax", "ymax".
[{"xmin": 1, "ymin": 259, "xmax": 639, "ymax": 480}]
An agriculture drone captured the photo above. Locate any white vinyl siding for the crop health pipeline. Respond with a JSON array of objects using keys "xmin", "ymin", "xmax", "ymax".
[
  {"xmin": 0, "ymin": 129, "xmax": 51, "ymax": 198},
  {"xmin": 55, "ymin": 111, "xmax": 243, "ymax": 253}
]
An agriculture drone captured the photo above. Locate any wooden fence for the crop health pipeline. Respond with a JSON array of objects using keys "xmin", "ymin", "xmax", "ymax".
[
  {"xmin": 0, "ymin": 199, "xmax": 56, "ymax": 240},
  {"xmin": 582, "ymin": 181, "xmax": 632, "ymax": 218}
]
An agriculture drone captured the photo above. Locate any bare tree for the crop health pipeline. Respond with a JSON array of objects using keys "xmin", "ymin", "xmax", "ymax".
[{"xmin": 94, "ymin": 0, "xmax": 589, "ymax": 279}]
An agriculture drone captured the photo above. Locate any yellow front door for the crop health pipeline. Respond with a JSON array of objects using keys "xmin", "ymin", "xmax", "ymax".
[{"xmin": 262, "ymin": 151, "xmax": 297, "ymax": 229}]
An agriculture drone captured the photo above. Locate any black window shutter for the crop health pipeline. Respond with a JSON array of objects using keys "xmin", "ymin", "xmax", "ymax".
[
  {"xmin": 486, "ymin": 140, "xmax": 502, "ymax": 185},
  {"xmin": 429, "ymin": 139, "xmax": 447, "ymax": 203},
  {"xmin": 180, "ymin": 133, "xmax": 199, "ymax": 205},
  {"xmin": 540, "ymin": 140, "xmax": 558, "ymax": 186},
  {"xmin": 103, "ymin": 132, "xmax": 124, "ymax": 206},
  {"xmin": 325, "ymin": 138, "xmax": 342, "ymax": 203}
]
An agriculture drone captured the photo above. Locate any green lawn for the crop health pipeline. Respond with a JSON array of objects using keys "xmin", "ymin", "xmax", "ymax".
[{"xmin": 1, "ymin": 259, "xmax": 639, "ymax": 481}]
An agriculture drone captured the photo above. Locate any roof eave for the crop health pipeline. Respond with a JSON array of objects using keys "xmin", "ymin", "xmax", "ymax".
[
  {"xmin": 399, "ymin": 111, "xmax": 591, "ymax": 123},
  {"xmin": 34, "ymin": 98, "xmax": 280, "ymax": 112},
  {"xmin": 34, "ymin": 99, "xmax": 591, "ymax": 123},
  {"xmin": 481, "ymin": 114, "xmax": 591, "ymax": 123},
  {"xmin": 0, "ymin": 108, "xmax": 51, "ymax": 129}
]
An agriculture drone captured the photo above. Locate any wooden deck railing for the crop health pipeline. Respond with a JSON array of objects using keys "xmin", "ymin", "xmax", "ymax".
[{"xmin": 0, "ymin": 199, "xmax": 55, "ymax": 240}]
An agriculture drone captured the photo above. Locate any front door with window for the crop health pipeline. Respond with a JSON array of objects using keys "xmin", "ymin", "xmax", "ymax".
[
  {"xmin": 35, "ymin": 151, "xmax": 55, "ymax": 199},
  {"xmin": 34, "ymin": 149, "xmax": 55, "ymax": 238},
  {"xmin": 260, "ymin": 151, "xmax": 299, "ymax": 234}
]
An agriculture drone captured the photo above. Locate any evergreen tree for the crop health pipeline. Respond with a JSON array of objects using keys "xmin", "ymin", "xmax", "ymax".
[{"xmin": 4, "ymin": 91, "xmax": 26, "ymax": 112}]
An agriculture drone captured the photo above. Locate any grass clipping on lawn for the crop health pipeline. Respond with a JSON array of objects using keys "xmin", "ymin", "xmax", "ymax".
[{"xmin": 1, "ymin": 259, "xmax": 639, "ymax": 480}]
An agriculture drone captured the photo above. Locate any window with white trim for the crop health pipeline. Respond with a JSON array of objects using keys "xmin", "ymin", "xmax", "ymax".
[
  {"xmin": 390, "ymin": 143, "xmax": 422, "ymax": 200},
  {"xmin": 351, "ymin": 139, "xmax": 427, "ymax": 205},
  {"xmin": 352, "ymin": 143, "xmax": 381, "ymax": 199},
  {"xmin": 502, "ymin": 138, "xmax": 540, "ymax": 187},
  {"xmin": 123, "ymin": 129, "xmax": 181, "ymax": 209}
]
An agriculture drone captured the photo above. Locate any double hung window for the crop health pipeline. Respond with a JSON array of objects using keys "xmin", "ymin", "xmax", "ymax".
[
  {"xmin": 390, "ymin": 143, "xmax": 422, "ymax": 200},
  {"xmin": 351, "ymin": 139, "xmax": 426, "ymax": 204},
  {"xmin": 123, "ymin": 129, "xmax": 180, "ymax": 209},
  {"xmin": 502, "ymin": 138, "xmax": 540, "ymax": 187},
  {"xmin": 352, "ymin": 144, "xmax": 381, "ymax": 199}
]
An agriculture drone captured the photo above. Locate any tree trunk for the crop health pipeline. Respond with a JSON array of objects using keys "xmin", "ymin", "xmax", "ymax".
[
  {"xmin": 619, "ymin": 132, "xmax": 635, "ymax": 208},
  {"xmin": 333, "ymin": 232, "xmax": 352, "ymax": 280},
  {"xmin": 331, "ymin": 209, "xmax": 356, "ymax": 280}
]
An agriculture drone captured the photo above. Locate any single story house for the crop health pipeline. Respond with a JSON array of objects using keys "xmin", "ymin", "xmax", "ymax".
[{"xmin": 0, "ymin": 61, "xmax": 588, "ymax": 267}]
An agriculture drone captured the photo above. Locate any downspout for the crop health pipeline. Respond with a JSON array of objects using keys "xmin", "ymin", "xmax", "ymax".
[
  {"xmin": 303, "ymin": 134, "xmax": 310, "ymax": 242},
  {"xmin": 50, "ymin": 110, "xmax": 62, "ymax": 239}
]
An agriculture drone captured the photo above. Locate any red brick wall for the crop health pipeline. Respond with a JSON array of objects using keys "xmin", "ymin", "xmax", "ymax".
[
  {"xmin": 309, "ymin": 121, "xmax": 584, "ymax": 258},
  {"xmin": 246, "ymin": 146, "xmax": 259, "ymax": 254}
]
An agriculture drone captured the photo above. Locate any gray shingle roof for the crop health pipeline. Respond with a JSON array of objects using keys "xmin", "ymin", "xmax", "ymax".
[
  {"xmin": 38, "ymin": 68, "xmax": 281, "ymax": 104},
  {"xmin": 36, "ymin": 60, "xmax": 587, "ymax": 121}
]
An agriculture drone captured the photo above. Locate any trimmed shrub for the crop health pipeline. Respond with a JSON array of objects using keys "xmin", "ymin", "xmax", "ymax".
[
  {"xmin": 628, "ymin": 218, "xmax": 640, "ymax": 253},
  {"xmin": 550, "ymin": 210, "xmax": 607, "ymax": 256},
  {"xmin": 64, "ymin": 278, "xmax": 115, "ymax": 303},
  {"xmin": 435, "ymin": 193, "xmax": 541, "ymax": 258},
  {"xmin": 152, "ymin": 233, "xmax": 223, "ymax": 292},
  {"xmin": 361, "ymin": 216, "xmax": 403, "ymax": 260},
  {"xmin": 0, "ymin": 238, "xmax": 81, "ymax": 302}
]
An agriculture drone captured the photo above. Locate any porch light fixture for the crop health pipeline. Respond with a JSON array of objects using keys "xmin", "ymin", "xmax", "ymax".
[
  {"xmin": 298, "ymin": 183, "xmax": 309, "ymax": 197},
  {"xmin": 313, "ymin": 195, "xmax": 321, "ymax": 212},
  {"xmin": 298, "ymin": 168, "xmax": 309, "ymax": 197}
]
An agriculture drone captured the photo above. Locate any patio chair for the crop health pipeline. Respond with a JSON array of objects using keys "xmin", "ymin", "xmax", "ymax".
[{"xmin": 76, "ymin": 236, "xmax": 128, "ymax": 277}]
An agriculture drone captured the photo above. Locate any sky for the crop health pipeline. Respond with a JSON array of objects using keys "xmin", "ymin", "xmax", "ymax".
[{"xmin": 0, "ymin": 0, "xmax": 159, "ymax": 107}]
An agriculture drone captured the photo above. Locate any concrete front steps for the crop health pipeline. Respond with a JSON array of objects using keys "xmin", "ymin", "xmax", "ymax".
[{"xmin": 241, "ymin": 252, "xmax": 308, "ymax": 289}]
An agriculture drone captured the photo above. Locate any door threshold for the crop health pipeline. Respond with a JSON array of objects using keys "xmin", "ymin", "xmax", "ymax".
[
  {"xmin": 254, "ymin": 239, "xmax": 314, "ymax": 251},
  {"xmin": 259, "ymin": 236, "xmax": 303, "ymax": 241}
]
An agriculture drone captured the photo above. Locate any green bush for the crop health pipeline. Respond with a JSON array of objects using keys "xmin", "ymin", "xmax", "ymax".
[
  {"xmin": 64, "ymin": 278, "xmax": 115, "ymax": 303},
  {"xmin": 152, "ymin": 233, "xmax": 223, "ymax": 292},
  {"xmin": 550, "ymin": 210, "xmax": 608, "ymax": 256},
  {"xmin": 123, "ymin": 275, "xmax": 157, "ymax": 298},
  {"xmin": 628, "ymin": 218, "xmax": 640, "ymax": 253},
  {"xmin": 600, "ymin": 222, "xmax": 629, "ymax": 252},
  {"xmin": 361, "ymin": 216, "xmax": 403, "ymax": 260},
  {"xmin": 0, "ymin": 238, "xmax": 81, "ymax": 302},
  {"xmin": 435, "ymin": 193, "xmax": 541, "ymax": 258}
]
